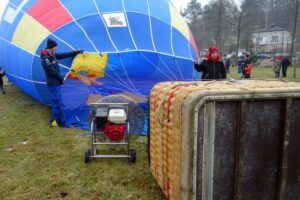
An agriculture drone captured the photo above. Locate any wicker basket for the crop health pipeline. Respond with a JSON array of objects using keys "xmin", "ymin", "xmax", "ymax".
[{"xmin": 149, "ymin": 80, "xmax": 300, "ymax": 200}]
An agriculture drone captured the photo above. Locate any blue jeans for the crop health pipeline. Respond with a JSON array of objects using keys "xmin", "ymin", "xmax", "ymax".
[
  {"xmin": 238, "ymin": 64, "xmax": 242, "ymax": 74},
  {"xmin": 282, "ymin": 65, "xmax": 288, "ymax": 77},
  {"xmin": 48, "ymin": 85, "xmax": 65, "ymax": 126}
]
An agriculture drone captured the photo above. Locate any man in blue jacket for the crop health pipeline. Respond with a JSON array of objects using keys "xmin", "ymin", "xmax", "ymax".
[
  {"xmin": 41, "ymin": 38, "xmax": 83, "ymax": 127},
  {"xmin": 281, "ymin": 56, "xmax": 291, "ymax": 78}
]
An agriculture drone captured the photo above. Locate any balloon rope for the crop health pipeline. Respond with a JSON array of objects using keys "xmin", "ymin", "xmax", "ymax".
[
  {"xmin": 8, "ymin": 1, "xmax": 76, "ymax": 51},
  {"xmin": 61, "ymin": 62, "xmax": 141, "ymax": 95},
  {"xmin": 118, "ymin": 54, "xmax": 144, "ymax": 96},
  {"xmin": 157, "ymin": 54, "xmax": 179, "ymax": 80},
  {"xmin": 58, "ymin": 1, "xmax": 100, "ymax": 53},
  {"xmin": 121, "ymin": 0, "xmax": 138, "ymax": 50},
  {"xmin": 139, "ymin": 52, "xmax": 173, "ymax": 81},
  {"xmin": 92, "ymin": 0, "xmax": 119, "ymax": 52},
  {"xmin": 105, "ymin": 62, "xmax": 144, "ymax": 95},
  {"xmin": 59, "ymin": 2, "xmax": 143, "ymax": 95},
  {"xmin": 174, "ymin": 57, "xmax": 185, "ymax": 80},
  {"xmin": 146, "ymin": 0, "xmax": 157, "ymax": 52}
]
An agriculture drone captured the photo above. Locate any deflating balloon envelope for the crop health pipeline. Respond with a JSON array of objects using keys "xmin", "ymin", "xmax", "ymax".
[{"xmin": 0, "ymin": 0, "xmax": 199, "ymax": 130}]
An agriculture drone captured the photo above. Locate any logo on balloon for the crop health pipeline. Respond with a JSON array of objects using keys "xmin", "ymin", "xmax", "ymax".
[
  {"xmin": 3, "ymin": 0, "xmax": 28, "ymax": 24},
  {"xmin": 102, "ymin": 13, "xmax": 127, "ymax": 28}
]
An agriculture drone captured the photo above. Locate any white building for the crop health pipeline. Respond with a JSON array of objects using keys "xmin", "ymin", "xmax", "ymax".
[{"xmin": 252, "ymin": 26, "xmax": 292, "ymax": 53}]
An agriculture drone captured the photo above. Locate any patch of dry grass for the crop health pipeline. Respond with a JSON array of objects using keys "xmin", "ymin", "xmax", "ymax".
[
  {"xmin": 0, "ymin": 84, "xmax": 163, "ymax": 200},
  {"xmin": 1, "ymin": 67, "xmax": 300, "ymax": 200}
]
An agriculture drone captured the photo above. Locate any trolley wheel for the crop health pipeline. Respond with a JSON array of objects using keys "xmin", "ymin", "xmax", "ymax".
[
  {"xmin": 129, "ymin": 149, "xmax": 136, "ymax": 164},
  {"xmin": 85, "ymin": 149, "xmax": 93, "ymax": 163}
]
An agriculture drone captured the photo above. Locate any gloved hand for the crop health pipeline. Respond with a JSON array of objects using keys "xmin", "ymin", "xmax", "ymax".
[
  {"xmin": 75, "ymin": 50, "xmax": 84, "ymax": 54},
  {"xmin": 193, "ymin": 60, "xmax": 198, "ymax": 66}
]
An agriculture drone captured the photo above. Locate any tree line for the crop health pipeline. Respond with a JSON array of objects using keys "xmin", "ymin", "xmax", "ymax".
[{"xmin": 182, "ymin": 0, "xmax": 300, "ymax": 57}]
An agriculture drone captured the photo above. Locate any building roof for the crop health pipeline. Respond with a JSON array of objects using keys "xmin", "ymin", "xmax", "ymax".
[{"xmin": 253, "ymin": 26, "xmax": 288, "ymax": 34}]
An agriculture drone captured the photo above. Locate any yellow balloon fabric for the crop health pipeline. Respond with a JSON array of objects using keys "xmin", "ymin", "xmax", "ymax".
[{"xmin": 70, "ymin": 53, "xmax": 108, "ymax": 78}]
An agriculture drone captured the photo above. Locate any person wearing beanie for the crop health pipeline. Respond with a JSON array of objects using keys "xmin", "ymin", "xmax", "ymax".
[
  {"xmin": 194, "ymin": 47, "xmax": 227, "ymax": 80},
  {"xmin": 41, "ymin": 38, "xmax": 84, "ymax": 127}
]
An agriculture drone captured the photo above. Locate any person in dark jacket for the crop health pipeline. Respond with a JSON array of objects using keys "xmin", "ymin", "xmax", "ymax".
[
  {"xmin": 41, "ymin": 38, "xmax": 83, "ymax": 127},
  {"xmin": 225, "ymin": 56, "xmax": 231, "ymax": 74},
  {"xmin": 242, "ymin": 53, "xmax": 252, "ymax": 79},
  {"xmin": 194, "ymin": 47, "xmax": 226, "ymax": 80},
  {"xmin": 281, "ymin": 57, "xmax": 291, "ymax": 77},
  {"xmin": 238, "ymin": 56, "xmax": 245, "ymax": 74},
  {"xmin": 0, "ymin": 65, "xmax": 6, "ymax": 94}
]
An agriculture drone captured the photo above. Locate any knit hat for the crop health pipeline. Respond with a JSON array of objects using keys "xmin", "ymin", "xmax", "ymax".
[
  {"xmin": 47, "ymin": 38, "xmax": 58, "ymax": 49},
  {"xmin": 209, "ymin": 47, "xmax": 219, "ymax": 54},
  {"xmin": 207, "ymin": 47, "xmax": 221, "ymax": 62}
]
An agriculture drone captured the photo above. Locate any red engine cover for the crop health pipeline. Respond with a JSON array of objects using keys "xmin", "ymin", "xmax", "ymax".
[{"xmin": 103, "ymin": 123, "xmax": 126, "ymax": 141}]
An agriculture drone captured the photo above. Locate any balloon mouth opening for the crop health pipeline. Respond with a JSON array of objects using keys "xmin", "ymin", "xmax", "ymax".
[{"xmin": 67, "ymin": 52, "xmax": 109, "ymax": 86}]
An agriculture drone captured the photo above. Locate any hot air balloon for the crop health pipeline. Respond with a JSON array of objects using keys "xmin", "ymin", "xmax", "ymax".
[{"xmin": 0, "ymin": 0, "xmax": 199, "ymax": 129}]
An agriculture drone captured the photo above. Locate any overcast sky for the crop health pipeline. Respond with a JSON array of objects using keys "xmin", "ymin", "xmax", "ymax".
[
  {"xmin": 0, "ymin": 0, "xmax": 205, "ymax": 21},
  {"xmin": 0, "ymin": 0, "xmax": 240, "ymax": 22},
  {"xmin": 171, "ymin": 0, "xmax": 210, "ymax": 10}
]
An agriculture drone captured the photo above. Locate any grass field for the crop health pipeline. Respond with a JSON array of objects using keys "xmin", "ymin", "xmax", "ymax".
[
  {"xmin": 0, "ymin": 84, "xmax": 163, "ymax": 199},
  {"xmin": 228, "ymin": 66, "xmax": 300, "ymax": 82},
  {"xmin": 1, "ymin": 67, "xmax": 300, "ymax": 200}
]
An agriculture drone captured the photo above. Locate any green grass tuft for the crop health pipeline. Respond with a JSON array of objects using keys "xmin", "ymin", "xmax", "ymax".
[
  {"xmin": 1, "ymin": 67, "xmax": 299, "ymax": 199},
  {"xmin": 228, "ymin": 66, "xmax": 300, "ymax": 82},
  {"xmin": 0, "ymin": 84, "xmax": 164, "ymax": 200}
]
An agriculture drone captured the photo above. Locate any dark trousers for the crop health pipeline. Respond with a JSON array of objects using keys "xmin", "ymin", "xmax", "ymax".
[
  {"xmin": 244, "ymin": 74, "xmax": 251, "ymax": 79},
  {"xmin": 226, "ymin": 66, "xmax": 230, "ymax": 74},
  {"xmin": 282, "ymin": 65, "xmax": 288, "ymax": 77},
  {"xmin": 0, "ymin": 77, "xmax": 5, "ymax": 94},
  {"xmin": 48, "ymin": 85, "xmax": 65, "ymax": 126},
  {"xmin": 238, "ymin": 65, "xmax": 242, "ymax": 74}
]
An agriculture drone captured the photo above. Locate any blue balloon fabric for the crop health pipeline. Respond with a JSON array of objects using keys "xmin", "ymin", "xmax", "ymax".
[{"xmin": 0, "ymin": 0, "xmax": 199, "ymax": 131}]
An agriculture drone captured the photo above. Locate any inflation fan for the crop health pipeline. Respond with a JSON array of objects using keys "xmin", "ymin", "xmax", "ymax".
[{"xmin": 84, "ymin": 95, "xmax": 145, "ymax": 164}]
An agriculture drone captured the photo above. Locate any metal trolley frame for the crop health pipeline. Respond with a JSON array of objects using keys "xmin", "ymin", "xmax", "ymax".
[{"xmin": 84, "ymin": 103, "xmax": 136, "ymax": 163}]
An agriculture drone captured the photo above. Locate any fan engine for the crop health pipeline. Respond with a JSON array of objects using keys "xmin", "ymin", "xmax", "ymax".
[{"xmin": 94, "ymin": 107, "xmax": 127, "ymax": 141}]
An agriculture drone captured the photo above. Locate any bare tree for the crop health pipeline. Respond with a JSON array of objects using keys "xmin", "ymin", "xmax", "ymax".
[
  {"xmin": 181, "ymin": 0, "xmax": 203, "ymax": 51},
  {"xmin": 217, "ymin": 0, "xmax": 223, "ymax": 54},
  {"xmin": 229, "ymin": 0, "xmax": 253, "ymax": 56},
  {"xmin": 292, "ymin": 0, "xmax": 299, "ymax": 78},
  {"xmin": 236, "ymin": 11, "xmax": 243, "ymax": 56}
]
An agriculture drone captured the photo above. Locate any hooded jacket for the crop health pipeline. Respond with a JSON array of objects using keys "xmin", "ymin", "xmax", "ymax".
[
  {"xmin": 194, "ymin": 47, "xmax": 227, "ymax": 80},
  {"xmin": 194, "ymin": 59, "xmax": 226, "ymax": 80},
  {"xmin": 41, "ymin": 49, "xmax": 78, "ymax": 86}
]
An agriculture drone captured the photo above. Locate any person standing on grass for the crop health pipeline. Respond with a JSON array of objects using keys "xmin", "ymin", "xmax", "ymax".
[
  {"xmin": 242, "ymin": 53, "xmax": 252, "ymax": 79},
  {"xmin": 225, "ymin": 56, "xmax": 231, "ymax": 74},
  {"xmin": 281, "ymin": 56, "xmax": 291, "ymax": 78},
  {"xmin": 41, "ymin": 38, "xmax": 83, "ymax": 127},
  {"xmin": 238, "ymin": 55, "xmax": 245, "ymax": 75},
  {"xmin": 0, "ymin": 65, "xmax": 6, "ymax": 94},
  {"xmin": 194, "ymin": 47, "xmax": 227, "ymax": 80},
  {"xmin": 274, "ymin": 55, "xmax": 283, "ymax": 78}
]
